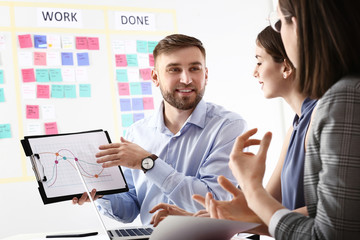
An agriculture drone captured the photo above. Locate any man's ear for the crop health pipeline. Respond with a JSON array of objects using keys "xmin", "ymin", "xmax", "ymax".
[
  {"xmin": 282, "ymin": 59, "xmax": 294, "ymax": 79},
  {"xmin": 151, "ymin": 69, "xmax": 160, "ymax": 87},
  {"xmin": 205, "ymin": 67, "xmax": 208, "ymax": 86}
]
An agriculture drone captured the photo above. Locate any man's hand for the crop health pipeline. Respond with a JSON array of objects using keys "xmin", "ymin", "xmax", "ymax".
[
  {"xmin": 149, "ymin": 203, "xmax": 194, "ymax": 227},
  {"xmin": 72, "ymin": 189, "xmax": 103, "ymax": 205}
]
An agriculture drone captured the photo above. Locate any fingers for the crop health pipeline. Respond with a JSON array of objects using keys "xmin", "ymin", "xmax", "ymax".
[
  {"xmin": 257, "ymin": 132, "xmax": 272, "ymax": 161},
  {"xmin": 149, "ymin": 203, "xmax": 172, "ymax": 213},
  {"xmin": 205, "ymin": 192, "xmax": 213, "ymax": 213},
  {"xmin": 193, "ymin": 209, "xmax": 208, "ymax": 217},
  {"xmin": 217, "ymin": 176, "xmax": 240, "ymax": 197},
  {"xmin": 233, "ymin": 128, "xmax": 258, "ymax": 150},
  {"xmin": 74, "ymin": 189, "xmax": 97, "ymax": 205},
  {"xmin": 192, "ymin": 194, "xmax": 206, "ymax": 207},
  {"xmin": 120, "ymin": 137, "xmax": 130, "ymax": 143},
  {"xmin": 98, "ymin": 143, "xmax": 121, "ymax": 150},
  {"xmin": 150, "ymin": 210, "xmax": 168, "ymax": 227}
]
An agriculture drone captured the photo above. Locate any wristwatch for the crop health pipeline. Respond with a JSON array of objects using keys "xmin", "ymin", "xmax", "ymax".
[{"xmin": 141, "ymin": 154, "xmax": 158, "ymax": 173}]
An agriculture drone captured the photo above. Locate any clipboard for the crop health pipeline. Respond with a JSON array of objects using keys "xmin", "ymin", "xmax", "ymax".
[{"xmin": 21, "ymin": 129, "xmax": 129, "ymax": 204}]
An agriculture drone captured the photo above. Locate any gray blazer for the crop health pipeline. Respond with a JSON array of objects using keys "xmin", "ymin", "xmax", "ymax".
[{"xmin": 275, "ymin": 76, "xmax": 360, "ymax": 239}]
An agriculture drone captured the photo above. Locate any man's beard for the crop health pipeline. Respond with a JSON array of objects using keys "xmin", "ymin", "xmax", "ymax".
[{"xmin": 160, "ymin": 84, "xmax": 205, "ymax": 110}]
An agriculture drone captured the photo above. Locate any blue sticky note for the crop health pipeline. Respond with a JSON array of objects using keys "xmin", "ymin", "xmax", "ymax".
[
  {"xmin": 148, "ymin": 41, "xmax": 158, "ymax": 53},
  {"xmin": 0, "ymin": 88, "xmax": 5, "ymax": 102},
  {"xmin": 121, "ymin": 114, "xmax": 133, "ymax": 127},
  {"xmin": 126, "ymin": 54, "xmax": 138, "ymax": 67},
  {"xmin": 64, "ymin": 85, "xmax": 76, "ymax": 98},
  {"xmin": 131, "ymin": 98, "xmax": 144, "ymax": 111},
  {"xmin": 116, "ymin": 69, "xmax": 128, "ymax": 82},
  {"xmin": 130, "ymin": 82, "xmax": 142, "ymax": 95},
  {"xmin": 0, "ymin": 70, "xmax": 4, "ymax": 84},
  {"xmin": 137, "ymin": 40, "xmax": 148, "ymax": 53},
  {"xmin": 0, "ymin": 124, "xmax": 11, "ymax": 139},
  {"xmin": 77, "ymin": 52, "xmax": 90, "ymax": 66},
  {"xmin": 51, "ymin": 85, "xmax": 64, "ymax": 98},
  {"xmin": 79, "ymin": 84, "xmax": 91, "ymax": 97},
  {"xmin": 141, "ymin": 82, "xmax": 152, "ymax": 95},
  {"xmin": 61, "ymin": 52, "xmax": 74, "ymax": 66},
  {"xmin": 133, "ymin": 113, "xmax": 145, "ymax": 122},
  {"xmin": 34, "ymin": 35, "xmax": 47, "ymax": 48},
  {"xmin": 35, "ymin": 69, "xmax": 49, "ymax": 82},
  {"xmin": 120, "ymin": 98, "xmax": 132, "ymax": 111},
  {"xmin": 49, "ymin": 69, "xmax": 62, "ymax": 82}
]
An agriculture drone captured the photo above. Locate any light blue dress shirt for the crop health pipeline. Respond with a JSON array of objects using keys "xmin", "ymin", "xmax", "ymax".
[{"xmin": 97, "ymin": 99, "xmax": 247, "ymax": 224}]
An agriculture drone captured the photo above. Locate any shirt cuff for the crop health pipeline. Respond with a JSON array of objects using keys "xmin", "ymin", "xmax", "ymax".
[
  {"xmin": 269, "ymin": 208, "xmax": 291, "ymax": 237},
  {"xmin": 145, "ymin": 158, "xmax": 174, "ymax": 191}
]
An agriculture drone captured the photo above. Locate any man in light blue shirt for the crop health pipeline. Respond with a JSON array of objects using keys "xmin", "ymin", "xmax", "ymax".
[{"xmin": 73, "ymin": 34, "xmax": 247, "ymax": 225}]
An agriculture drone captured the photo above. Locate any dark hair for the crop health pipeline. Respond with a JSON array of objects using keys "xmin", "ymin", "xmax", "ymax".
[
  {"xmin": 279, "ymin": 0, "xmax": 360, "ymax": 98},
  {"xmin": 256, "ymin": 26, "xmax": 294, "ymax": 70},
  {"xmin": 153, "ymin": 34, "xmax": 206, "ymax": 67}
]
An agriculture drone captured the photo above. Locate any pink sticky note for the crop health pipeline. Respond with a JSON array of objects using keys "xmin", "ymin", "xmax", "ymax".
[
  {"xmin": 88, "ymin": 37, "xmax": 99, "ymax": 50},
  {"xmin": 18, "ymin": 34, "xmax": 33, "ymax": 48},
  {"xmin": 22, "ymin": 68, "xmax": 36, "ymax": 82},
  {"xmin": 26, "ymin": 105, "xmax": 39, "ymax": 119},
  {"xmin": 37, "ymin": 84, "xmax": 50, "ymax": 98},
  {"xmin": 34, "ymin": 52, "xmax": 47, "ymax": 66},
  {"xmin": 118, "ymin": 83, "xmax": 130, "ymax": 96},
  {"xmin": 149, "ymin": 54, "xmax": 154, "ymax": 67},
  {"xmin": 140, "ymin": 68, "xmax": 152, "ymax": 80},
  {"xmin": 76, "ymin": 37, "xmax": 88, "ymax": 50},
  {"xmin": 115, "ymin": 54, "xmax": 127, "ymax": 67},
  {"xmin": 45, "ymin": 122, "xmax": 58, "ymax": 135},
  {"xmin": 143, "ymin": 97, "xmax": 154, "ymax": 110}
]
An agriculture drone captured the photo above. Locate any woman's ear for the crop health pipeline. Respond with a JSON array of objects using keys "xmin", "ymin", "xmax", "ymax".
[{"xmin": 282, "ymin": 59, "xmax": 294, "ymax": 79}]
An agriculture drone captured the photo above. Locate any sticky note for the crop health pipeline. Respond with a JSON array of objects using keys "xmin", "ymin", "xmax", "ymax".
[
  {"xmin": 126, "ymin": 54, "xmax": 138, "ymax": 67},
  {"xmin": 125, "ymin": 40, "xmax": 137, "ymax": 54},
  {"xmin": 34, "ymin": 52, "xmax": 47, "ymax": 66},
  {"xmin": 120, "ymin": 98, "xmax": 131, "ymax": 111},
  {"xmin": 0, "ymin": 88, "xmax": 4, "ymax": 102},
  {"xmin": 0, "ymin": 70, "xmax": 4, "ymax": 84},
  {"xmin": 116, "ymin": 69, "xmax": 128, "ymax": 82},
  {"xmin": 140, "ymin": 68, "xmax": 152, "ymax": 80},
  {"xmin": 61, "ymin": 52, "xmax": 74, "ymax": 65},
  {"xmin": 76, "ymin": 68, "xmax": 88, "ymax": 82},
  {"xmin": 22, "ymin": 84, "xmax": 36, "ymax": 99},
  {"xmin": 45, "ymin": 122, "xmax": 58, "ymax": 135},
  {"xmin": 34, "ymin": 35, "xmax": 47, "ymax": 48},
  {"xmin": 121, "ymin": 114, "xmax": 133, "ymax": 127},
  {"xmin": 49, "ymin": 68, "xmax": 62, "ymax": 82},
  {"xmin": 27, "ymin": 123, "xmax": 42, "ymax": 135},
  {"xmin": 149, "ymin": 54, "xmax": 154, "ymax": 67},
  {"xmin": 130, "ymin": 82, "xmax": 142, "ymax": 95},
  {"xmin": 148, "ymin": 41, "xmax": 158, "ymax": 53},
  {"xmin": 133, "ymin": 113, "xmax": 145, "ymax": 122},
  {"xmin": 138, "ymin": 54, "xmax": 150, "ymax": 67},
  {"xmin": 21, "ymin": 68, "xmax": 36, "ymax": 82},
  {"xmin": 136, "ymin": 40, "xmax": 148, "ymax": 53},
  {"xmin": 61, "ymin": 36, "xmax": 74, "ymax": 49},
  {"xmin": 64, "ymin": 84, "xmax": 76, "ymax": 98},
  {"xmin": 18, "ymin": 34, "xmax": 33, "ymax": 48},
  {"xmin": 35, "ymin": 69, "xmax": 49, "ymax": 82},
  {"xmin": 88, "ymin": 37, "xmax": 99, "ymax": 50},
  {"xmin": 37, "ymin": 84, "xmax": 50, "ymax": 98},
  {"xmin": 76, "ymin": 37, "xmax": 88, "ymax": 50},
  {"xmin": 118, "ymin": 82, "xmax": 130, "ymax": 96},
  {"xmin": 47, "ymin": 52, "xmax": 61, "ymax": 66},
  {"xmin": 62, "ymin": 67, "xmax": 75, "ymax": 82},
  {"xmin": 143, "ymin": 97, "xmax": 154, "ymax": 110},
  {"xmin": 51, "ymin": 85, "xmax": 64, "ymax": 98},
  {"xmin": 127, "ymin": 69, "xmax": 139, "ymax": 82},
  {"xmin": 77, "ymin": 52, "xmax": 90, "ymax": 66},
  {"xmin": 112, "ymin": 40, "xmax": 125, "ymax": 53},
  {"xmin": 0, "ymin": 124, "xmax": 11, "ymax": 139},
  {"xmin": 115, "ymin": 54, "xmax": 127, "ymax": 67},
  {"xmin": 141, "ymin": 82, "xmax": 152, "ymax": 95},
  {"xmin": 131, "ymin": 98, "xmax": 144, "ymax": 111},
  {"xmin": 18, "ymin": 52, "xmax": 33, "ymax": 66},
  {"xmin": 79, "ymin": 84, "xmax": 91, "ymax": 97},
  {"xmin": 26, "ymin": 105, "xmax": 39, "ymax": 119},
  {"xmin": 42, "ymin": 105, "xmax": 56, "ymax": 119},
  {"xmin": 47, "ymin": 34, "xmax": 61, "ymax": 49}
]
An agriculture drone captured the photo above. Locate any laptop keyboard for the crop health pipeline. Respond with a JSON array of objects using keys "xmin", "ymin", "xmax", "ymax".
[{"xmin": 109, "ymin": 227, "xmax": 153, "ymax": 237}]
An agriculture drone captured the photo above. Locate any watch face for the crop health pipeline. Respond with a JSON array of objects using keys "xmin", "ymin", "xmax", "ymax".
[{"xmin": 142, "ymin": 157, "xmax": 154, "ymax": 170}]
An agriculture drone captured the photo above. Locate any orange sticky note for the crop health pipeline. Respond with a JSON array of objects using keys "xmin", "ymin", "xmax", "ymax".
[
  {"xmin": 18, "ymin": 34, "xmax": 33, "ymax": 48},
  {"xmin": 115, "ymin": 54, "xmax": 127, "ymax": 67},
  {"xmin": 45, "ymin": 122, "xmax": 58, "ymax": 135},
  {"xmin": 37, "ymin": 84, "xmax": 50, "ymax": 98},
  {"xmin": 143, "ymin": 97, "xmax": 154, "ymax": 110},
  {"xmin": 76, "ymin": 37, "xmax": 88, "ymax": 50},
  {"xmin": 88, "ymin": 37, "xmax": 99, "ymax": 50},
  {"xmin": 22, "ymin": 68, "xmax": 36, "ymax": 82},
  {"xmin": 34, "ymin": 52, "xmax": 47, "ymax": 66},
  {"xmin": 26, "ymin": 105, "xmax": 39, "ymax": 119},
  {"xmin": 118, "ymin": 83, "xmax": 130, "ymax": 95},
  {"xmin": 140, "ymin": 68, "xmax": 152, "ymax": 80}
]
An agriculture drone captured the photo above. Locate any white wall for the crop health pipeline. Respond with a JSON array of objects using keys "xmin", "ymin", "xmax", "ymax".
[{"xmin": 0, "ymin": 0, "xmax": 294, "ymax": 238}]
